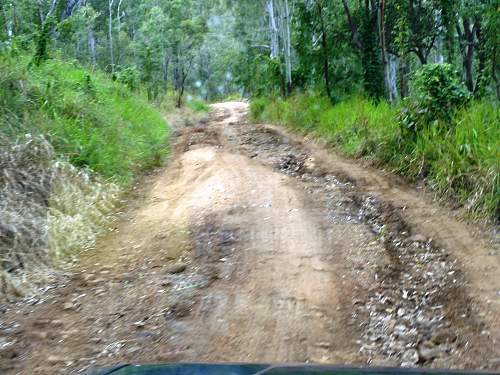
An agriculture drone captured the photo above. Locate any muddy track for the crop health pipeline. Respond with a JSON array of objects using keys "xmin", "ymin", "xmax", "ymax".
[{"xmin": 0, "ymin": 103, "xmax": 498, "ymax": 374}]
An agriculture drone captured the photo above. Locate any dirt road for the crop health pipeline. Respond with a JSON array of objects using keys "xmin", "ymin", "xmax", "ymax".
[{"xmin": 1, "ymin": 102, "xmax": 499, "ymax": 374}]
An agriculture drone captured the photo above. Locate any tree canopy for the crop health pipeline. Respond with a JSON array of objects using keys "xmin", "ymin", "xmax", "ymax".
[{"xmin": 0, "ymin": 0, "xmax": 498, "ymax": 102}]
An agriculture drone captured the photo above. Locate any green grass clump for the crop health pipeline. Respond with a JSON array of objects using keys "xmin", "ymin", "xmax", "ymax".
[
  {"xmin": 224, "ymin": 93, "xmax": 244, "ymax": 101},
  {"xmin": 186, "ymin": 98, "xmax": 210, "ymax": 112},
  {"xmin": 0, "ymin": 54, "xmax": 169, "ymax": 184},
  {"xmin": 250, "ymin": 94, "xmax": 499, "ymax": 222}
]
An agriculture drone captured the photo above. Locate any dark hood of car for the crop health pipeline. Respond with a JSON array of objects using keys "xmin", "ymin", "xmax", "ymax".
[{"xmin": 88, "ymin": 364, "xmax": 498, "ymax": 375}]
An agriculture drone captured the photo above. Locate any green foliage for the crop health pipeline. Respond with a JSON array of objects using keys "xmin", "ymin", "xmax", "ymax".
[
  {"xmin": 360, "ymin": 7, "xmax": 384, "ymax": 99},
  {"xmin": 436, "ymin": 0, "xmax": 458, "ymax": 61},
  {"xmin": 251, "ymin": 94, "xmax": 396, "ymax": 157},
  {"xmin": 0, "ymin": 55, "xmax": 169, "ymax": 184},
  {"xmin": 482, "ymin": 2, "xmax": 500, "ymax": 99},
  {"xmin": 392, "ymin": 0, "xmax": 440, "ymax": 63},
  {"xmin": 292, "ymin": 0, "xmax": 363, "ymax": 100},
  {"xmin": 32, "ymin": 18, "xmax": 54, "ymax": 66},
  {"xmin": 116, "ymin": 66, "xmax": 140, "ymax": 91},
  {"xmin": 400, "ymin": 64, "xmax": 471, "ymax": 133},
  {"xmin": 251, "ymin": 94, "xmax": 499, "ymax": 221},
  {"xmin": 186, "ymin": 98, "xmax": 210, "ymax": 112},
  {"xmin": 237, "ymin": 54, "xmax": 282, "ymax": 97},
  {"xmin": 82, "ymin": 74, "xmax": 97, "ymax": 98},
  {"xmin": 2, "ymin": 0, "xmax": 500, "ymax": 103}
]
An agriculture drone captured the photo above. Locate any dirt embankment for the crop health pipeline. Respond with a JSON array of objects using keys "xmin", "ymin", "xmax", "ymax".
[{"xmin": 0, "ymin": 102, "xmax": 498, "ymax": 374}]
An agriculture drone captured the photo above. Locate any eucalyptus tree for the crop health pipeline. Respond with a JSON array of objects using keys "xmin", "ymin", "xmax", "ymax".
[
  {"xmin": 165, "ymin": 0, "xmax": 207, "ymax": 106},
  {"xmin": 1, "ymin": 0, "xmax": 498, "ymax": 103}
]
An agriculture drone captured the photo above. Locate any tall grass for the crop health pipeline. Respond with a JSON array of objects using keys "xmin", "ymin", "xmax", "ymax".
[
  {"xmin": 0, "ymin": 55, "xmax": 169, "ymax": 184},
  {"xmin": 251, "ymin": 94, "xmax": 499, "ymax": 221},
  {"xmin": 186, "ymin": 98, "xmax": 211, "ymax": 112},
  {"xmin": 0, "ymin": 55, "xmax": 170, "ymax": 299},
  {"xmin": 0, "ymin": 135, "xmax": 120, "ymax": 298}
]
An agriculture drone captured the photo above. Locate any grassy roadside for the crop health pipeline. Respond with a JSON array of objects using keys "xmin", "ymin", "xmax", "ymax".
[
  {"xmin": 1, "ymin": 54, "xmax": 169, "ymax": 184},
  {"xmin": 250, "ymin": 94, "xmax": 499, "ymax": 222},
  {"xmin": 0, "ymin": 54, "xmax": 170, "ymax": 298}
]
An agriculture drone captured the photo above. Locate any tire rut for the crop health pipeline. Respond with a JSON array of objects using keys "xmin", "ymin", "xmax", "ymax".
[{"xmin": 0, "ymin": 102, "xmax": 498, "ymax": 374}]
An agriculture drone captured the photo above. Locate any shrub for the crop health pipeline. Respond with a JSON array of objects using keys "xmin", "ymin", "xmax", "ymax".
[
  {"xmin": 400, "ymin": 64, "xmax": 471, "ymax": 134},
  {"xmin": 116, "ymin": 66, "xmax": 140, "ymax": 91}
]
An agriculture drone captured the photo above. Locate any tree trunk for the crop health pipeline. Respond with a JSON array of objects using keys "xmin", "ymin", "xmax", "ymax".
[
  {"xmin": 61, "ymin": 0, "xmax": 83, "ymax": 20},
  {"xmin": 399, "ymin": 57, "xmax": 409, "ymax": 99},
  {"xmin": 0, "ymin": 0, "xmax": 12, "ymax": 39},
  {"xmin": 173, "ymin": 47, "xmax": 186, "ymax": 108},
  {"xmin": 46, "ymin": 0, "xmax": 58, "ymax": 20},
  {"xmin": 316, "ymin": 1, "xmax": 332, "ymax": 100},
  {"xmin": 176, "ymin": 62, "xmax": 190, "ymax": 108},
  {"xmin": 173, "ymin": 54, "xmax": 179, "ymax": 92},
  {"xmin": 474, "ymin": 18, "xmax": 486, "ymax": 96},
  {"xmin": 266, "ymin": 0, "xmax": 279, "ymax": 58},
  {"xmin": 415, "ymin": 47, "xmax": 427, "ymax": 65},
  {"xmin": 11, "ymin": 1, "xmax": 18, "ymax": 35},
  {"xmin": 462, "ymin": 18, "xmax": 475, "ymax": 92},
  {"xmin": 87, "ymin": 26, "xmax": 97, "ymax": 67},
  {"xmin": 117, "ymin": 0, "xmax": 123, "ymax": 31},
  {"xmin": 434, "ymin": 37, "xmax": 445, "ymax": 64},
  {"xmin": 115, "ymin": 0, "xmax": 123, "ymax": 65},
  {"xmin": 387, "ymin": 54, "xmax": 398, "ymax": 101},
  {"xmin": 361, "ymin": 0, "xmax": 384, "ymax": 99},
  {"xmin": 108, "ymin": 0, "xmax": 115, "ymax": 74},
  {"xmin": 173, "ymin": 48, "xmax": 181, "ymax": 92},
  {"xmin": 162, "ymin": 52, "xmax": 170, "ymax": 84},
  {"xmin": 283, "ymin": 0, "xmax": 292, "ymax": 95},
  {"xmin": 379, "ymin": 0, "xmax": 394, "ymax": 101},
  {"xmin": 341, "ymin": 0, "xmax": 363, "ymax": 51}
]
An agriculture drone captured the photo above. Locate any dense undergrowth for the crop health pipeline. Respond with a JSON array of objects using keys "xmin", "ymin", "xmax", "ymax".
[
  {"xmin": 0, "ymin": 54, "xmax": 169, "ymax": 299},
  {"xmin": 251, "ymin": 95, "xmax": 499, "ymax": 222}
]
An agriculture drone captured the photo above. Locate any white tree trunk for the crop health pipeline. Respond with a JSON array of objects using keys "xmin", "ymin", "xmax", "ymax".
[
  {"xmin": 76, "ymin": 33, "xmax": 81, "ymax": 57},
  {"xmin": 434, "ymin": 13, "xmax": 444, "ymax": 64},
  {"xmin": 162, "ymin": 50, "xmax": 170, "ymax": 83},
  {"xmin": 387, "ymin": 54, "xmax": 398, "ymax": 102},
  {"xmin": 434, "ymin": 37, "xmax": 445, "ymax": 64},
  {"xmin": 108, "ymin": 0, "xmax": 115, "ymax": 74},
  {"xmin": 283, "ymin": 0, "xmax": 292, "ymax": 93},
  {"xmin": 117, "ymin": 0, "xmax": 123, "ymax": 31},
  {"xmin": 115, "ymin": 0, "xmax": 124, "ymax": 64},
  {"xmin": 266, "ymin": 0, "xmax": 279, "ymax": 58},
  {"xmin": 88, "ymin": 26, "xmax": 97, "ymax": 67},
  {"xmin": 1, "ymin": 1, "xmax": 13, "ymax": 38},
  {"xmin": 46, "ymin": 0, "xmax": 58, "ymax": 19}
]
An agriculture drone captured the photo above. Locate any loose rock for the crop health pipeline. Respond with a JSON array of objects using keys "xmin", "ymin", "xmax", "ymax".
[
  {"xmin": 431, "ymin": 329, "xmax": 457, "ymax": 345},
  {"xmin": 166, "ymin": 263, "xmax": 187, "ymax": 274},
  {"xmin": 63, "ymin": 302, "xmax": 75, "ymax": 311},
  {"xmin": 408, "ymin": 234, "xmax": 427, "ymax": 243},
  {"xmin": 47, "ymin": 355, "xmax": 66, "ymax": 364},
  {"xmin": 418, "ymin": 341, "xmax": 445, "ymax": 362}
]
